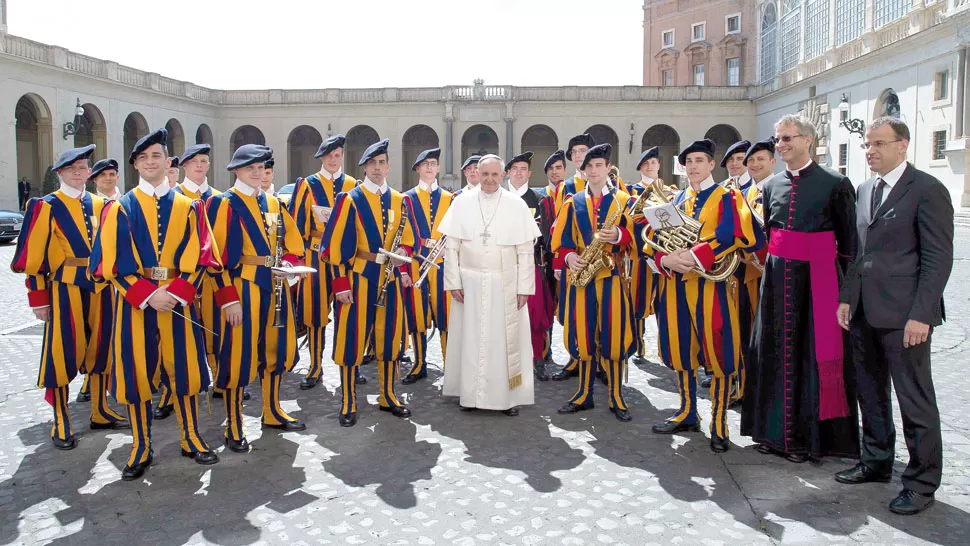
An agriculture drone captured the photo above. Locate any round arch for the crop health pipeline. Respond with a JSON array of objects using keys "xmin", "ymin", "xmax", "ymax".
[
  {"xmin": 14, "ymin": 93, "xmax": 53, "ymax": 203},
  {"xmin": 228, "ymin": 125, "xmax": 266, "ymax": 182},
  {"xmin": 288, "ymin": 125, "xmax": 323, "ymax": 184},
  {"xmin": 402, "ymin": 125, "xmax": 439, "ymax": 191},
  {"xmin": 641, "ymin": 124, "xmax": 681, "ymax": 185},
  {"xmin": 874, "ymin": 88, "xmax": 901, "ymax": 119},
  {"xmin": 704, "ymin": 124, "xmax": 742, "ymax": 182},
  {"xmin": 521, "ymin": 124, "xmax": 559, "ymax": 187},
  {"xmin": 460, "ymin": 124, "xmax": 499, "ymax": 185},
  {"xmin": 585, "ymin": 124, "xmax": 620, "ymax": 168},
  {"xmin": 123, "ymin": 111, "xmax": 149, "ymax": 192},
  {"xmin": 73, "ymin": 103, "xmax": 107, "ymax": 164},
  {"xmin": 164, "ymin": 118, "xmax": 186, "ymax": 160},
  {"xmin": 195, "ymin": 123, "xmax": 215, "ymax": 184},
  {"xmin": 345, "ymin": 125, "xmax": 381, "ymax": 180}
]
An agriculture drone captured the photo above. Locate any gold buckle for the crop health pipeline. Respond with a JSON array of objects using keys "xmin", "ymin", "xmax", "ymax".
[
  {"xmin": 264, "ymin": 256, "xmax": 275, "ymax": 267},
  {"xmin": 150, "ymin": 267, "xmax": 169, "ymax": 281}
]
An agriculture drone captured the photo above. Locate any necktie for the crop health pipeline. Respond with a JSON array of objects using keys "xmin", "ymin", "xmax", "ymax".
[{"xmin": 870, "ymin": 177, "xmax": 886, "ymax": 219}]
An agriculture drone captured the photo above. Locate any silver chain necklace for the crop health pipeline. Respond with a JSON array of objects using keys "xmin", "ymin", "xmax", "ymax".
[{"xmin": 477, "ymin": 189, "xmax": 502, "ymax": 244}]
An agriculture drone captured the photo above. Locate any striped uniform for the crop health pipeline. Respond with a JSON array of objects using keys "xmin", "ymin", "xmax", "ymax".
[
  {"xmin": 289, "ymin": 172, "xmax": 358, "ymax": 383},
  {"xmin": 206, "ymin": 186, "xmax": 306, "ymax": 439},
  {"xmin": 11, "ymin": 192, "xmax": 126, "ymax": 442},
  {"xmin": 550, "ymin": 189, "xmax": 636, "ymax": 411},
  {"xmin": 535, "ymin": 181, "xmax": 563, "ymax": 361},
  {"xmin": 624, "ymin": 181, "xmax": 658, "ymax": 359},
  {"xmin": 403, "ymin": 184, "xmax": 453, "ymax": 377},
  {"xmin": 735, "ymin": 181, "xmax": 767, "ymax": 400},
  {"xmin": 90, "ymin": 184, "xmax": 219, "ymax": 467},
  {"xmin": 643, "ymin": 181, "xmax": 765, "ymax": 440},
  {"xmin": 320, "ymin": 186, "xmax": 417, "ymax": 416}
]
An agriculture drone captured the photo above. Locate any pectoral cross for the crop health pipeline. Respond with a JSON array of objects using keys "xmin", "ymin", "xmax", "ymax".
[{"xmin": 480, "ymin": 229, "xmax": 491, "ymax": 245}]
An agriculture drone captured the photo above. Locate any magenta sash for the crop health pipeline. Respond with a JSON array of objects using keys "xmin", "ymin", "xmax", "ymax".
[{"xmin": 768, "ymin": 229, "xmax": 850, "ymax": 421}]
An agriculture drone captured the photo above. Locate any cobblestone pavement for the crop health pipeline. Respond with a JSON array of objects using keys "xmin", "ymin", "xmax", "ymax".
[{"xmin": 1, "ymin": 231, "xmax": 970, "ymax": 546}]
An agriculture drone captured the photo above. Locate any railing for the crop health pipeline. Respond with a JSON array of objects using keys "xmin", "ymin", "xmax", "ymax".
[
  {"xmin": 3, "ymin": 35, "xmax": 50, "ymax": 63},
  {"xmin": 116, "ymin": 66, "xmax": 147, "ymax": 87},
  {"xmin": 65, "ymin": 52, "xmax": 103, "ymax": 77},
  {"xmin": 158, "ymin": 77, "xmax": 184, "ymax": 96},
  {"xmin": 876, "ymin": 19, "xmax": 911, "ymax": 49}
]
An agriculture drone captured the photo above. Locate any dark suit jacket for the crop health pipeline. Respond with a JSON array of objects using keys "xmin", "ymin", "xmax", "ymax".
[
  {"xmin": 18, "ymin": 181, "xmax": 30, "ymax": 196},
  {"xmin": 840, "ymin": 163, "xmax": 953, "ymax": 329}
]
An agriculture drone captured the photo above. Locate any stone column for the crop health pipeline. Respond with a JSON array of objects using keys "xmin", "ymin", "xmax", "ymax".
[
  {"xmin": 443, "ymin": 102, "xmax": 456, "ymax": 187},
  {"xmin": 505, "ymin": 101, "xmax": 515, "ymax": 159}
]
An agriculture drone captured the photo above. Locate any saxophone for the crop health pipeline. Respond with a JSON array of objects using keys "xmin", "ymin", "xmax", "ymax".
[
  {"xmin": 375, "ymin": 202, "xmax": 409, "ymax": 308},
  {"xmin": 570, "ymin": 204, "xmax": 622, "ymax": 288}
]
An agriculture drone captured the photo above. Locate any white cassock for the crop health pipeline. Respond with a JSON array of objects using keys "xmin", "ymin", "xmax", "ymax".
[{"xmin": 438, "ymin": 186, "xmax": 541, "ymax": 410}]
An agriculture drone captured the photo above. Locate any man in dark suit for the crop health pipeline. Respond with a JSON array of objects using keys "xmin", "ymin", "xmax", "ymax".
[
  {"xmin": 836, "ymin": 117, "xmax": 954, "ymax": 515},
  {"xmin": 18, "ymin": 178, "xmax": 31, "ymax": 210}
]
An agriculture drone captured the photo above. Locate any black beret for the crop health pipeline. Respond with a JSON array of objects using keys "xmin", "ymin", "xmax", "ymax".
[
  {"xmin": 719, "ymin": 140, "xmax": 752, "ymax": 168},
  {"xmin": 504, "ymin": 151, "xmax": 534, "ymax": 172},
  {"xmin": 53, "ymin": 144, "xmax": 96, "ymax": 172},
  {"xmin": 226, "ymin": 144, "xmax": 273, "ymax": 171},
  {"xmin": 678, "ymin": 139, "xmax": 716, "ymax": 166},
  {"xmin": 580, "ymin": 143, "xmax": 612, "ymax": 170},
  {"xmin": 128, "ymin": 128, "xmax": 168, "ymax": 164},
  {"xmin": 636, "ymin": 147, "xmax": 660, "ymax": 170},
  {"xmin": 461, "ymin": 155, "xmax": 482, "ymax": 171},
  {"xmin": 168, "ymin": 156, "xmax": 180, "ymax": 169},
  {"xmin": 543, "ymin": 150, "xmax": 566, "ymax": 172},
  {"xmin": 315, "ymin": 134, "xmax": 347, "ymax": 158},
  {"xmin": 264, "ymin": 157, "xmax": 275, "ymax": 169},
  {"xmin": 743, "ymin": 137, "xmax": 776, "ymax": 165},
  {"xmin": 411, "ymin": 148, "xmax": 441, "ymax": 171},
  {"xmin": 358, "ymin": 138, "xmax": 390, "ymax": 166},
  {"xmin": 566, "ymin": 133, "xmax": 596, "ymax": 159},
  {"xmin": 180, "ymin": 143, "xmax": 211, "ymax": 165},
  {"xmin": 88, "ymin": 158, "xmax": 119, "ymax": 180}
]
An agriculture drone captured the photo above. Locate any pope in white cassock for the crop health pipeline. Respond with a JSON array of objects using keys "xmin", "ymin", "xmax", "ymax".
[{"xmin": 437, "ymin": 155, "xmax": 541, "ymax": 415}]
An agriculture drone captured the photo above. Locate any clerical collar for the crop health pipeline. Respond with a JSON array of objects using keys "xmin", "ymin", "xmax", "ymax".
[
  {"xmin": 362, "ymin": 177, "xmax": 388, "ymax": 195},
  {"xmin": 877, "ymin": 160, "xmax": 908, "ymax": 189},
  {"xmin": 418, "ymin": 179, "xmax": 439, "ymax": 192},
  {"xmin": 262, "ymin": 184, "xmax": 275, "ymax": 196},
  {"xmin": 137, "ymin": 178, "xmax": 170, "ymax": 198},
  {"xmin": 58, "ymin": 182, "xmax": 84, "ymax": 200},
  {"xmin": 640, "ymin": 175, "xmax": 656, "ymax": 185},
  {"xmin": 232, "ymin": 180, "xmax": 258, "ymax": 197},
  {"xmin": 322, "ymin": 168, "xmax": 342, "ymax": 181},
  {"xmin": 509, "ymin": 182, "xmax": 530, "ymax": 197},
  {"xmin": 181, "ymin": 177, "xmax": 209, "ymax": 194},
  {"xmin": 787, "ymin": 159, "xmax": 814, "ymax": 177}
]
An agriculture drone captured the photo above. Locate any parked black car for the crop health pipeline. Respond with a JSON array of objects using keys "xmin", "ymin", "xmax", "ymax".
[{"xmin": 0, "ymin": 210, "xmax": 25, "ymax": 244}]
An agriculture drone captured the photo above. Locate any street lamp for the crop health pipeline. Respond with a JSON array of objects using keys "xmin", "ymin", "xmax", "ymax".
[
  {"xmin": 628, "ymin": 122, "xmax": 636, "ymax": 154},
  {"xmin": 62, "ymin": 99, "xmax": 87, "ymax": 140},
  {"xmin": 838, "ymin": 93, "xmax": 866, "ymax": 138}
]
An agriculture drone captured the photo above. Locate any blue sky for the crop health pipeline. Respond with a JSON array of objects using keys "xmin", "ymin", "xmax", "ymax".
[{"xmin": 9, "ymin": 0, "xmax": 645, "ymax": 89}]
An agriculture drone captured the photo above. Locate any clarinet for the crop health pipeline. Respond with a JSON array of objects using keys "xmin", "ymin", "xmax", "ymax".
[
  {"xmin": 375, "ymin": 202, "xmax": 409, "ymax": 308},
  {"xmin": 272, "ymin": 211, "xmax": 286, "ymax": 327}
]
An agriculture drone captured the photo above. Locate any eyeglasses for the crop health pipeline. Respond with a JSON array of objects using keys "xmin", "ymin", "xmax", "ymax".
[
  {"xmin": 860, "ymin": 140, "xmax": 902, "ymax": 150},
  {"xmin": 772, "ymin": 135, "xmax": 806, "ymax": 144}
]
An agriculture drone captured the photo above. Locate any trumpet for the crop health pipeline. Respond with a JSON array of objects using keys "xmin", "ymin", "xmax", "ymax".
[{"xmin": 413, "ymin": 236, "xmax": 446, "ymax": 289}]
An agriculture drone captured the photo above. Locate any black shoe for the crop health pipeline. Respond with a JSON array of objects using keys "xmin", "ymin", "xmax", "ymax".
[
  {"xmin": 596, "ymin": 370, "xmax": 609, "ymax": 385},
  {"xmin": 401, "ymin": 372, "xmax": 426, "ymax": 385},
  {"xmin": 610, "ymin": 407, "xmax": 633, "ymax": 422},
  {"xmin": 210, "ymin": 390, "xmax": 224, "ymax": 400},
  {"xmin": 503, "ymin": 407, "xmax": 519, "ymax": 416},
  {"xmin": 338, "ymin": 412, "xmax": 358, "ymax": 427},
  {"xmin": 534, "ymin": 362, "xmax": 549, "ymax": 382},
  {"xmin": 300, "ymin": 377, "xmax": 319, "ymax": 390},
  {"xmin": 379, "ymin": 405, "xmax": 412, "ymax": 418},
  {"xmin": 356, "ymin": 370, "xmax": 368, "ymax": 385},
  {"xmin": 153, "ymin": 404, "xmax": 173, "ymax": 420},
  {"xmin": 710, "ymin": 436, "xmax": 730, "ymax": 453},
  {"xmin": 121, "ymin": 457, "xmax": 152, "ymax": 481},
  {"xmin": 551, "ymin": 367, "xmax": 578, "ymax": 381},
  {"xmin": 224, "ymin": 437, "xmax": 250, "ymax": 453},
  {"xmin": 52, "ymin": 436, "xmax": 77, "ymax": 451},
  {"xmin": 557, "ymin": 401, "xmax": 594, "ymax": 414},
  {"xmin": 652, "ymin": 419, "xmax": 701, "ymax": 435},
  {"xmin": 632, "ymin": 354, "xmax": 647, "ymax": 364},
  {"xmin": 181, "ymin": 450, "xmax": 219, "ymax": 465},
  {"xmin": 756, "ymin": 443, "xmax": 778, "ymax": 455},
  {"xmin": 459, "ymin": 405, "xmax": 477, "ymax": 412},
  {"xmin": 834, "ymin": 463, "xmax": 892, "ymax": 485},
  {"xmin": 398, "ymin": 355, "xmax": 412, "ymax": 364},
  {"xmin": 262, "ymin": 419, "xmax": 307, "ymax": 431},
  {"xmin": 242, "ymin": 388, "xmax": 251, "ymax": 401},
  {"xmin": 889, "ymin": 489, "xmax": 935, "ymax": 515},
  {"xmin": 76, "ymin": 391, "xmax": 91, "ymax": 403},
  {"xmin": 700, "ymin": 374, "xmax": 713, "ymax": 389},
  {"xmin": 786, "ymin": 453, "xmax": 810, "ymax": 464},
  {"xmin": 90, "ymin": 419, "xmax": 129, "ymax": 430},
  {"xmin": 361, "ymin": 355, "xmax": 376, "ymax": 365}
]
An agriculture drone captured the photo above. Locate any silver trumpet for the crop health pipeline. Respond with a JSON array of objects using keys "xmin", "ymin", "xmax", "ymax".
[{"xmin": 413, "ymin": 237, "xmax": 446, "ymax": 289}]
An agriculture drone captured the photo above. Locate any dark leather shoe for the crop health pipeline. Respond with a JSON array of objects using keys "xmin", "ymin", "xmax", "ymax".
[
  {"xmin": 700, "ymin": 374, "xmax": 713, "ymax": 389},
  {"xmin": 338, "ymin": 412, "xmax": 358, "ymax": 427},
  {"xmin": 121, "ymin": 457, "xmax": 152, "ymax": 481},
  {"xmin": 90, "ymin": 420, "xmax": 129, "ymax": 430},
  {"xmin": 398, "ymin": 355, "xmax": 411, "ymax": 364},
  {"xmin": 756, "ymin": 443, "xmax": 778, "ymax": 455},
  {"xmin": 652, "ymin": 419, "xmax": 701, "ymax": 435},
  {"xmin": 153, "ymin": 404, "xmax": 173, "ymax": 420},
  {"xmin": 210, "ymin": 390, "xmax": 224, "ymax": 400},
  {"xmin": 786, "ymin": 453, "xmax": 810, "ymax": 464},
  {"xmin": 380, "ymin": 405, "xmax": 412, "ymax": 418},
  {"xmin": 401, "ymin": 372, "xmax": 426, "ymax": 385},
  {"xmin": 76, "ymin": 391, "xmax": 91, "ymax": 403},
  {"xmin": 710, "ymin": 436, "xmax": 730, "ymax": 453},
  {"xmin": 181, "ymin": 450, "xmax": 219, "ymax": 465},
  {"xmin": 300, "ymin": 377, "xmax": 319, "ymax": 390},
  {"xmin": 242, "ymin": 388, "xmax": 251, "ymax": 401},
  {"xmin": 52, "ymin": 436, "xmax": 77, "ymax": 450},
  {"xmin": 610, "ymin": 407, "xmax": 633, "ymax": 422},
  {"xmin": 503, "ymin": 407, "xmax": 519, "ymax": 416},
  {"xmin": 534, "ymin": 362, "xmax": 549, "ymax": 382},
  {"xmin": 596, "ymin": 370, "xmax": 609, "ymax": 385},
  {"xmin": 361, "ymin": 355, "xmax": 376, "ymax": 365},
  {"xmin": 263, "ymin": 419, "xmax": 307, "ymax": 431},
  {"xmin": 224, "ymin": 437, "xmax": 250, "ymax": 453},
  {"xmin": 459, "ymin": 405, "xmax": 477, "ymax": 412},
  {"xmin": 551, "ymin": 367, "xmax": 578, "ymax": 381},
  {"xmin": 356, "ymin": 370, "xmax": 368, "ymax": 384},
  {"xmin": 557, "ymin": 401, "xmax": 594, "ymax": 414},
  {"xmin": 835, "ymin": 463, "xmax": 891, "ymax": 485},
  {"xmin": 889, "ymin": 489, "xmax": 935, "ymax": 515}
]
